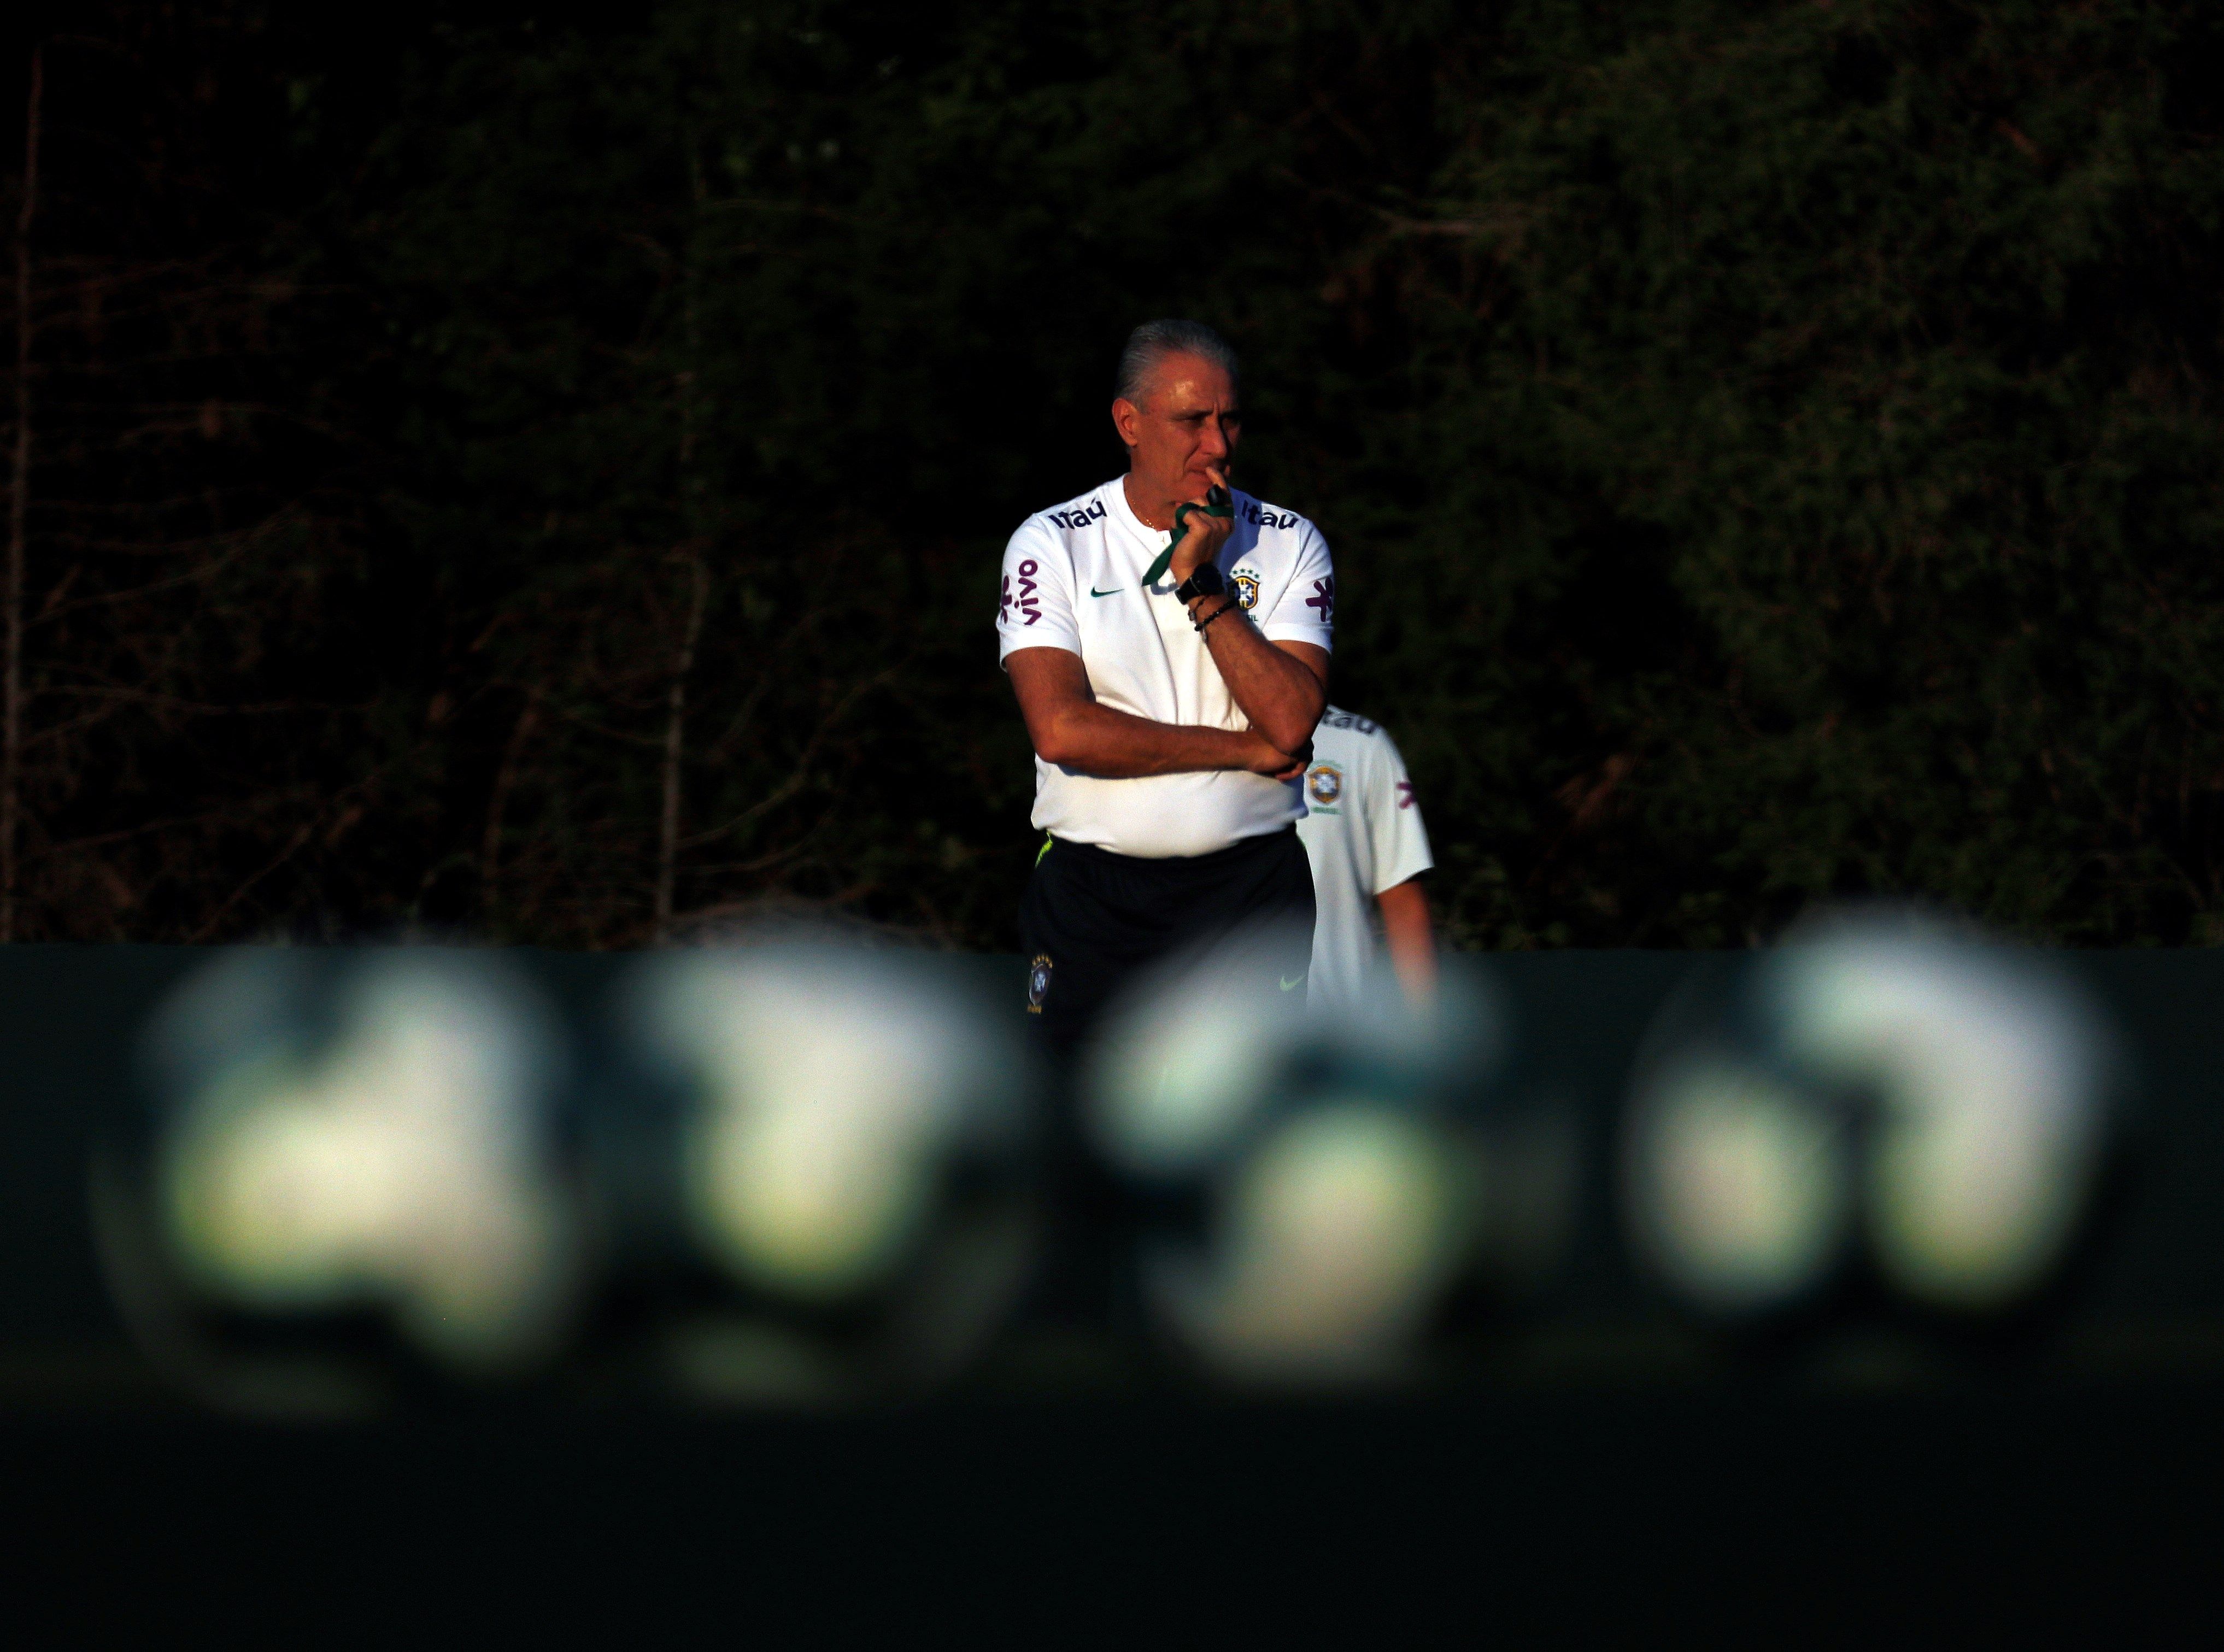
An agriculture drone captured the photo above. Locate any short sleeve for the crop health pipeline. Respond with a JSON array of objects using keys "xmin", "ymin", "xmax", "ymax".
[
  {"xmin": 996, "ymin": 518, "xmax": 1080, "ymax": 665},
  {"xmin": 1258, "ymin": 521, "xmax": 1335, "ymax": 652},
  {"xmin": 1366, "ymin": 728, "xmax": 1434, "ymax": 893}
]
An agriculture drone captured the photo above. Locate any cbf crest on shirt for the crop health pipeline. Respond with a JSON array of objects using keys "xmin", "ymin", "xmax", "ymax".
[{"xmin": 995, "ymin": 478, "xmax": 1335, "ymax": 861}]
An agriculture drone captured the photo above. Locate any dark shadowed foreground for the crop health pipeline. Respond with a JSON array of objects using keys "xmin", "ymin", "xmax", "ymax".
[{"xmin": 3, "ymin": 939, "xmax": 2223, "ymax": 1629}]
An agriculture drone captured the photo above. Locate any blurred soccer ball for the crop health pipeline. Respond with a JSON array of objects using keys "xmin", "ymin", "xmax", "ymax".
[
  {"xmin": 1625, "ymin": 1053, "xmax": 1852, "ymax": 1315},
  {"xmin": 608, "ymin": 940, "xmax": 1036, "ymax": 1402},
  {"xmin": 1624, "ymin": 909, "xmax": 2122, "ymax": 1319},
  {"xmin": 98, "ymin": 950, "xmax": 580, "ymax": 1407},
  {"xmin": 1085, "ymin": 930, "xmax": 1522, "ymax": 1384}
]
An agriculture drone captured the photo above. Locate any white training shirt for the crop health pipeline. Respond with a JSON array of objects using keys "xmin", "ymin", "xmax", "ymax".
[
  {"xmin": 1294, "ymin": 707, "xmax": 1434, "ymax": 1009},
  {"xmin": 996, "ymin": 478, "xmax": 1335, "ymax": 859}
]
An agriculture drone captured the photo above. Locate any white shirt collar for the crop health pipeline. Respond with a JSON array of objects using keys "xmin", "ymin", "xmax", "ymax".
[{"xmin": 1105, "ymin": 474, "xmax": 1169, "ymax": 549}]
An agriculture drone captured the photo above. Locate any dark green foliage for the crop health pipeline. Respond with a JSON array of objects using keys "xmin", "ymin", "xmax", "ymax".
[
  {"xmin": 1386, "ymin": 0, "xmax": 2224, "ymax": 944},
  {"xmin": 6, "ymin": 1, "xmax": 2224, "ymax": 946}
]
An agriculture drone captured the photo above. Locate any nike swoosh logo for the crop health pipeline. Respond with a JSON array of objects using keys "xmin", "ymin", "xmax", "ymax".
[
  {"xmin": 1279, "ymin": 975, "xmax": 1305, "ymax": 992},
  {"xmin": 1089, "ymin": 586, "xmax": 1124, "ymax": 598}
]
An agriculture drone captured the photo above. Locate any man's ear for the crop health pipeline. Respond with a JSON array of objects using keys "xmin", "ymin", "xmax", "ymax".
[{"xmin": 1111, "ymin": 397, "xmax": 1141, "ymax": 449}]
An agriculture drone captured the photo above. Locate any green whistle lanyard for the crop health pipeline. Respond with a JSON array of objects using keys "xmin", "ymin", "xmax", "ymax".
[{"xmin": 1141, "ymin": 486, "xmax": 1233, "ymax": 588}]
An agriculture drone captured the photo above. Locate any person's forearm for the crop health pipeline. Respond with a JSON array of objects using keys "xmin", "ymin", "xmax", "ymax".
[
  {"xmin": 1197, "ymin": 608, "xmax": 1326, "ymax": 755},
  {"xmin": 1033, "ymin": 699, "xmax": 1274, "ymax": 778},
  {"xmin": 1377, "ymin": 879, "xmax": 1436, "ymax": 1003}
]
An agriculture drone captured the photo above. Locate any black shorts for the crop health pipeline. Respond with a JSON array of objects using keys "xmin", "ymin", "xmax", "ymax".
[{"xmin": 1018, "ymin": 826, "xmax": 1315, "ymax": 1065}]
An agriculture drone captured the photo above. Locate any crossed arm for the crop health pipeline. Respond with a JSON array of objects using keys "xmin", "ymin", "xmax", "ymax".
[{"xmin": 1006, "ymin": 636, "xmax": 1329, "ymax": 780}]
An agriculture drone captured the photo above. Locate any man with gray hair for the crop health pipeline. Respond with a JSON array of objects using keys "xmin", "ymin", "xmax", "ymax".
[{"xmin": 997, "ymin": 320, "xmax": 1335, "ymax": 1060}]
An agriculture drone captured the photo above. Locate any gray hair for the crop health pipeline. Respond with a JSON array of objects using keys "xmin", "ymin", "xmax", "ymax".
[{"xmin": 1114, "ymin": 319, "xmax": 1241, "ymax": 405}]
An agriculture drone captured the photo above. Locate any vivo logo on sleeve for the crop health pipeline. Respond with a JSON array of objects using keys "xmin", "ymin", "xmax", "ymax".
[{"xmin": 999, "ymin": 560, "xmax": 1043, "ymax": 627}]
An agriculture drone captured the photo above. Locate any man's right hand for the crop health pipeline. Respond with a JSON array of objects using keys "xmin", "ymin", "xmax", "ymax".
[
  {"xmin": 1165, "ymin": 466, "xmax": 1236, "ymax": 586},
  {"xmin": 1241, "ymin": 733, "xmax": 1311, "ymax": 780}
]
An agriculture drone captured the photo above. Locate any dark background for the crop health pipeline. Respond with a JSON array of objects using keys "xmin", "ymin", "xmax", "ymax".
[{"xmin": 3, "ymin": 1, "xmax": 2223, "ymax": 953}]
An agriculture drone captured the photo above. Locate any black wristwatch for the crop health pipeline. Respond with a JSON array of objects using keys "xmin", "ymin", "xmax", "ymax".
[{"xmin": 1173, "ymin": 562, "xmax": 1227, "ymax": 604}]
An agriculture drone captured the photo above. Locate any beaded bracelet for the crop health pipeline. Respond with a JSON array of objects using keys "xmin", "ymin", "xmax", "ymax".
[{"xmin": 1193, "ymin": 598, "xmax": 1240, "ymax": 637}]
